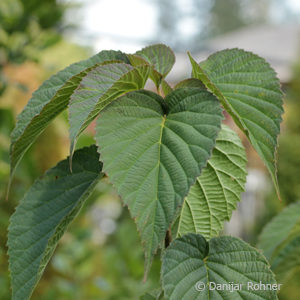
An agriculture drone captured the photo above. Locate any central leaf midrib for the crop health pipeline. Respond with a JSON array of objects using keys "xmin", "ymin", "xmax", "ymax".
[
  {"xmin": 203, "ymin": 254, "xmax": 210, "ymax": 300},
  {"xmin": 149, "ymin": 114, "xmax": 167, "ymax": 254}
]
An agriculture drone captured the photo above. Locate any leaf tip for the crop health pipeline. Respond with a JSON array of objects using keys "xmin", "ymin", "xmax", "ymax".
[
  {"xmin": 275, "ymin": 182, "xmax": 282, "ymax": 202},
  {"xmin": 5, "ymin": 183, "xmax": 11, "ymax": 201},
  {"xmin": 143, "ymin": 250, "xmax": 155, "ymax": 283},
  {"xmin": 187, "ymin": 51, "xmax": 193, "ymax": 61},
  {"xmin": 143, "ymin": 265, "xmax": 149, "ymax": 283},
  {"xmin": 6, "ymin": 169, "xmax": 14, "ymax": 201},
  {"xmin": 69, "ymin": 141, "xmax": 76, "ymax": 173}
]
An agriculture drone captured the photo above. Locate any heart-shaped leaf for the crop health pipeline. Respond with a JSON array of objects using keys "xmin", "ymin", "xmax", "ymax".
[
  {"xmin": 95, "ymin": 88, "xmax": 223, "ymax": 277},
  {"xmin": 178, "ymin": 125, "xmax": 247, "ymax": 240},
  {"xmin": 69, "ymin": 63, "xmax": 150, "ymax": 156},
  {"xmin": 8, "ymin": 145, "xmax": 103, "ymax": 300},
  {"xmin": 162, "ymin": 234, "xmax": 278, "ymax": 300},
  {"xmin": 189, "ymin": 49, "xmax": 284, "ymax": 199},
  {"xmin": 129, "ymin": 44, "xmax": 175, "ymax": 88},
  {"xmin": 9, "ymin": 50, "xmax": 128, "ymax": 181}
]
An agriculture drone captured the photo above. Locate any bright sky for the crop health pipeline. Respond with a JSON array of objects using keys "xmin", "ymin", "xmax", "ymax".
[
  {"xmin": 74, "ymin": 0, "xmax": 156, "ymax": 53},
  {"xmin": 288, "ymin": 0, "xmax": 300, "ymax": 10},
  {"xmin": 71, "ymin": 0, "xmax": 300, "ymax": 53}
]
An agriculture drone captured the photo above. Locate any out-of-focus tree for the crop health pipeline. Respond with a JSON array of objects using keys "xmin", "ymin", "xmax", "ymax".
[
  {"xmin": 153, "ymin": 0, "xmax": 181, "ymax": 49},
  {"xmin": 152, "ymin": 0, "xmax": 271, "ymax": 50},
  {"xmin": 0, "ymin": 0, "xmax": 66, "ymax": 64},
  {"xmin": 0, "ymin": 0, "xmax": 83, "ymax": 200},
  {"xmin": 0, "ymin": 0, "xmax": 73, "ymax": 96},
  {"xmin": 200, "ymin": 0, "xmax": 269, "ymax": 38}
]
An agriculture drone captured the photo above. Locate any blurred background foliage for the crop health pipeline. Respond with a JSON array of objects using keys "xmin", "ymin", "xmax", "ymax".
[
  {"xmin": 0, "ymin": 0, "xmax": 300, "ymax": 299},
  {"xmin": 251, "ymin": 53, "xmax": 300, "ymax": 300},
  {"xmin": 153, "ymin": 0, "xmax": 299, "ymax": 51}
]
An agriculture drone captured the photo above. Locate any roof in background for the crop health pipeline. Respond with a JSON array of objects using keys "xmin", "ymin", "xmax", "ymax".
[{"xmin": 167, "ymin": 24, "xmax": 300, "ymax": 83}]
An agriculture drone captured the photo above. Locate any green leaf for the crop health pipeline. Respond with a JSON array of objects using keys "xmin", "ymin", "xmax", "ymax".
[
  {"xmin": 9, "ymin": 50, "xmax": 128, "ymax": 180},
  {"xmin": 134, "ymin": 44, "xmax": 175, "ymax": 88},
  {"xmin": 126, "ymin": 53, "xmax": 162, "ymax": 88},
  {"xmin": 140, "ymin": 289, "xmax": 163, "ymax": 300},
  {"xmin": 258, "ymin": 201, "xmax": 300, "ymax": 282},
  {"xmin": 8, "ymin": 145, "xmax": 103, "ymax": 300},
  {"xmin": 178, "ymin": 125, "xmax": 247, "ymax": 240},
  {"xmin": 189, "ymin": 49, "xmax": 284, "ymax": 199},
  {"xmin": 258, "ymin": 201, "xmax": 300, "ymax": 260},
  {"xmin": 162, "ymin": 234, "xmax": 278, "ymax": 300},
  {"xmin": 68, "ymin": 63, "xmax": 150, "ymax": 156},
  {"xmin": 174, "ymin": 78, "xmax": 206, "ymax": 90},
  {"xmin": 161, "ymin": 79, "xmax": 173, "ymax": 96},
  {"xmin": 95, "ymin": 88, "xmax": 223, "ymax": 277},
  {"xmin": 271, "ymin": 236, "xmax": 300, "ymax": 282}
]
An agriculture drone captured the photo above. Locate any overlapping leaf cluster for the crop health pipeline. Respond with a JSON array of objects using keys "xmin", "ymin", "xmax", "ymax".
[{"xmin": 7, "ymin": 44, "xmax": 283, "ymax": 300}]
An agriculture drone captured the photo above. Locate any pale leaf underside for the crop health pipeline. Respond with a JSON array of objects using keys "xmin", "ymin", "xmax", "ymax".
[{"xmin": 178, "ymin": 125, "xmax": 247, "ymax": 240}]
